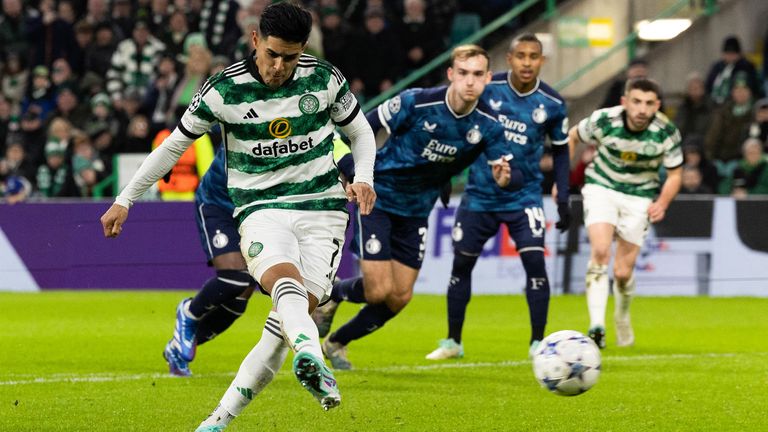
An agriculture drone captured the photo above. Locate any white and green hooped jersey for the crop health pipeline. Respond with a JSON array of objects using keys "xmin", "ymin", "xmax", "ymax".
[
  {"xmin": 178, "ymin": 54, "xmax": 361, "ymax": 224},
  {"xmin": 577, "ymin": 106, "xmax": 683, "ymax": 198}
]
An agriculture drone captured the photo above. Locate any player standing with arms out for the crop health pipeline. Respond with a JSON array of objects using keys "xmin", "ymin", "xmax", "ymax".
[
  {"xmin": 312, "ymin": 45, "xmax": 522, "ymax": 370},
  {"xmin": 426, "ymin": 34, "xmax": 571, "ymax": 361},
  {"xmin": 161, "ymin": 146, "xmax": 257, "ymax": 377},
  {"xmin": 99, "ymin": 3, "xmax": 376, "ymax": 428},
  {"xmin": 568, "ymin": 78, "xmax": 682, "ymax": 348}
]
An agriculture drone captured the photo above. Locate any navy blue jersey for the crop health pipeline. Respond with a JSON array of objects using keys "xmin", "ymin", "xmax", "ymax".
[
  {"xmin": 373, "ymin": 86, "xmax": 510, "ymax": 218},
  {"xmin": 463, "ymin": 74, "xmax": 568, "ymax": 212},
  {"xmin": 195, "ymin": 146, "xmax": 235, "ymax": 214}
]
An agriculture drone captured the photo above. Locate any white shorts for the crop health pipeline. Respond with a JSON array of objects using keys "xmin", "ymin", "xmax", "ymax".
[
  {"xmin": 239, "ymin": 209, "xmax": 348, "ymax": 302},
  {"xmin": 582, "ymin": 183, "xmax": 652, "ymax": 246}
]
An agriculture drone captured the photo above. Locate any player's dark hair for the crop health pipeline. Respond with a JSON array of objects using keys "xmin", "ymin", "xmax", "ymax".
[
  {"xmin": 509, "ymin": 33, "xmax": 542, "ymax": 53},
  {"xmin": 625, "ymin": 78, "xmax": 662, "ymax": 98},
  {"xmin": 259, "ymin": 2, "xmax": 312, "ymax": 45}
]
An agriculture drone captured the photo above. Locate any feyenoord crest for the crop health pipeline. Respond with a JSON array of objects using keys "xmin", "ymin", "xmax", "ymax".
[
  {"xmin": 212, "ymin": 230, "xmax": 229, "ymax": 249},
  {"xmin": 248, "ymin": 241, "xmax": 264, "ymax": 258},
  {"xmin": 388, "ymin": 96, "xmax": 401, "ymax": 114},
  {"xmin": 466, "ymin": 126, "xmax": 482, "ymax": 144},
  {"xmin": 532, "ymin": 104, "xmax": 547, "ymax": 124},
  {"xmin": 365, "ymin": 235, "xmax": 382, "ymax": 255},
  {"xmin": 299, "ymin": 94, "xmax": 319, "ymax": 114}
]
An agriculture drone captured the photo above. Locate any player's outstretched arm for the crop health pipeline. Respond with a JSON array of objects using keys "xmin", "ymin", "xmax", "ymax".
[
  {"xmin": 648, "ymin": 166, "xmax": 682, "ymax": 223},
  {"xmin": 100, "ymin": 203, "xmax": 129, "ymax": 238}
]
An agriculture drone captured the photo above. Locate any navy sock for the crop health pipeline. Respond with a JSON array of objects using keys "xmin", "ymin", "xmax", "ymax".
[
  {"xmin": 520, "ymin": 250, "xmax": 549, "ymax": 343},
  {"xmin": 447, "ymin": 253, "xmax": 478, "ymax": 344},
  {"xmin": 330, "ymin": 303, "xmax": 397, "ymax": 345},
  {"xmin": 188, "ymin": 270, "xmax": 253, "ymax": 318},
  {"xmin": 196, "ymin": 297, "xmax": 249, "ymax": 345},
  {"xmin": 331, "ymin": 276, "xmax": 366, "ymax": 303}
]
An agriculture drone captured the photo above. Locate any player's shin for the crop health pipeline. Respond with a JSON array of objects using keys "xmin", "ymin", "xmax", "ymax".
[
  {"xmin": 189, "ymin": 270, "xmax": 253, "ymax": 318},
  {"xmin": 612, "ymin": 275, "xmax": 635, "ymax": 321},
  {"xmin": 196, "ymin": 296, "xmax": 249, "ymax": 345},
  {"xmin": 585, "ymin": 261, "xmax": 609, "ymax": 328},
  {"xmin": 520, "ymin": 249, "xmax": 549, "ymax": 343},
  {"xmin": 272, "ymin": 278, "xmax": 323, "ymax": 358},
  {"xmin": 446, "ymin": 252, "xmax": 478, "ymax": 343},
  {"xmin": 200, "ymin": 311, "xmax": 289, "ymax": 427},
  {"xmin": 331, "ymin": 276, "xmax": 366, "ymax": 303}
]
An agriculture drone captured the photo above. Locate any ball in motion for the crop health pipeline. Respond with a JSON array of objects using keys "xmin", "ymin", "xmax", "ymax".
[{"xmin": 532, "ymin": 330, "xmax": 601, "ymax": 396}]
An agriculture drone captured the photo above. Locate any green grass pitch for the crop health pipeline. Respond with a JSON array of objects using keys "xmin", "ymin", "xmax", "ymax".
[{"xmin": 1, "ymin": 291, "xmax": 766, "ymax": 431}]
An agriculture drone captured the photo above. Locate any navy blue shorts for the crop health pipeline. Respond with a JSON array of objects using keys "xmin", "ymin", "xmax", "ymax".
[
  {"xmin": 350, "ymin": 207, "xmax": 429, "ymax": 270},
  {"xmin": 195, "ymin": 201, "xmax": 242, "ymax": 264},
  {"xmin": 452, "ymin": 206, "xmax": 546, "ymax": 255}
]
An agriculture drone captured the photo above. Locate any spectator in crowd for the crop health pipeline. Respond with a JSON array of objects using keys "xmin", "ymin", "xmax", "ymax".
[
  {"xmin": 319, "ymin": 7, "xmax": 354, "ymax": 74},
  {"xmin": 114, "ymin": 90, "xmax": 147, "ymax": 151},
  {"xmin": 72, "ymin": 20, "xmax": 95, "ymax": 75},
  {"xmin": 705, "ymin": 75, "xmax": 754, "ymax": 163},
  {"xmin": 145, "ymin": 0, "xmax": 173, "ymax": 34},
  {"xmin": 705, "ymin": 35, "xmax": 762, "ymax": 105},
  {"xmin": 19, "ymin": 105, "xmax": 47, "ymax": 167},
  {"xmin": 681, "ymin": 136, "xmax": 720, "ymax": 194},
  {"xmin": 1, "ymin": 139, "xmax": 36, "ymax": 188},
  {"xmin": 88, "ymin": 123, "xmax": 117, "ymax": 174},
  {"xmin": 84, "ymin": 0, "xmax": 124, "ymax": 40},
  {"xmin": 674, "ymin": 72, "xmax": 714, "ymax": 139},
  {"xmin": 601, "ymin": 59, "xmax": 648, "ymax": 108},
  {"xmin": 1, "ymin": 51, "xmax": 27, "ymax": 108},
  {"xmin": 49, "ymin": 84, "xmax": 89, "ymax": 128},
  {"xmin": 161, "ymin": 10, "xmax": 191, "ymax": 60},
  {"xmin": 84, "ymin": 22, "xmax": 117, "ymax": 77},
  {"xmin": 0, "ymin": 95, "xmax": 12, "ymax": 154},
  {"xmin": 349, "ymin": 7, "xmax": 402, "ymax": 99},
  {"xmin": 121, "ymin": 114, "xmax": 153, "ymax": 153},
  {"xmin": 22, "ymin": 66, "xmax": 56, "ymax": 121},
  {"xmin": 730, "ymin": 137, "xmax": 768, "ymax": 197},
  {"xmin": 71, "ymin": 131, "xmax": 106, "ymax": 196},
  {"xmin": 57, "ymin": 0, "xmax": 77, "ymax": 25},
  {"xmin": 27, "ymin": 0, "xmax": 79, "ymax": 69},
  {"xmin": 398, "ymin": 0, "xmax": 444, "ymax": 87},
  {"xmin": 51, "ymin": 58, "xmax": 78, "ymax": 91},
  {"xmin": 198, "ymin": 0, "xmax": 241, "ymax": 56},
  {"xmin": 167, "ymin": 34, "xmax": 211, "ymax": 123},
  {"xmin": 679, "ymin": 166, "xmax": 712, "ymax": 194},
  {"xmin": 0, "ymin": 0, "xmax": 32, "ymax": 58},
  {"xmin": 1, "ymin": 170, "xmax": 32, "ymax": 203},
  {"xmin": 35, "ymin": 137, "xmax": 71, "ymax": 197},
  {"xmin": 145, "ymin": 55, "xmax": 180, "ymax": 136},
  {"xmin": 106, "ymin": 20, "xmax": 165, "ymax": 111},
  {"xmin": 745, "ymin": 98, "xmax": 768, "ymax": 146},
  {"xmin": 112, "ymin": 0, "xmax": 135, "ymax": 40}
]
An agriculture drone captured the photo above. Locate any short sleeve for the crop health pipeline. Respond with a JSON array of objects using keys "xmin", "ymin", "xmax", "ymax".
[
  {"xmin": 376, "ymin": 90, "xmax": 416, "ymax": 135},
  {"xmin": 548, "ymin": 102, "xmax": 569, "ymax": 146},
  {"xmin": 178, "ymin": 78, "xmax": 219, "ymax": 139},
  {"xmin": 576, "ymin": 110, "xmax": 603, "ymax": 145},
  {"xmin": 663, "ymin": 127, "xmax": 684, "ymax": 168},
  {"xmin": 328, "ymin": 66, "xmax": 361, "ymax": 126}
]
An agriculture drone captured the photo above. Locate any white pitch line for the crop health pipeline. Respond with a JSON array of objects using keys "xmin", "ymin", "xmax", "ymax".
[{"xmin": 1, "ymin": 352, "xmax": 763, "ymax": 386}]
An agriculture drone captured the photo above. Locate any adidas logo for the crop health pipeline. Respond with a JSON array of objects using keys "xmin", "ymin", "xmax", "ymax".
[
  {"xmin": 294, "ymin": 333, "xmax": 310, "ymax": 346},
  {"xmin": 243, "ymin": 108, "xmax": 259, "ymax": 119}
]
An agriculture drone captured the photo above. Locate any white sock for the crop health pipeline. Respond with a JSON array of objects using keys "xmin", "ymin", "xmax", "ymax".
[
  {"xmin": 585, "ymin": 261, "xmax": 609, "ymax": 328},
  {"xmin": 272, "ymin": 277, "xmax": 323, "ymax": 358},
  {"xmin": 613, "ymin": 275, "xmax": 635, "ymax": 322},
  {"xmin": 199, "ymin": 311, "xmax": 289, "ymax": 427}
]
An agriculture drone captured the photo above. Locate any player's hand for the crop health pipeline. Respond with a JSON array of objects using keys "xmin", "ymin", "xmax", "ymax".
[
  {"xmin": 555, "ymin": 202, "xmax": 571, "ymax": 232},
  {"xmin": 346, "ymin": 182, "xmax": 376, "ymax": 215},
  {"xmin": 647, "ymin": 201, "xmax": 666, "ymax": 223},
  {"xmin": 491, "ymin": 159, "xmax": 511, "ymax": 187},
  {"xmin": 100, "ymin": 204, "xmax": 129, "ymax": 238}
]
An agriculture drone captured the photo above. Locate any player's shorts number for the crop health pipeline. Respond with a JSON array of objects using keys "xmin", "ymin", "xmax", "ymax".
[
  {"xmin": 524, "ymin": 207, "xmax": 545, "ymax": 237},
  {"xmin": 418, "ymin": 227, "xmax": 428, "ymax": 262}
]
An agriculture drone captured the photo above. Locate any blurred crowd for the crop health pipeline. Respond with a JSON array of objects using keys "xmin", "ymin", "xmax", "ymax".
[{"xmin": 0, "ymin": 0, "xmax": 523, "ymax": 202}]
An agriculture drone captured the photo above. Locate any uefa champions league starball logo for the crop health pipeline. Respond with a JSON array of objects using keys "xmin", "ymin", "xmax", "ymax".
[{"xmin": 189, "ymin": 91, "xmax": 202, "ymax": 113}]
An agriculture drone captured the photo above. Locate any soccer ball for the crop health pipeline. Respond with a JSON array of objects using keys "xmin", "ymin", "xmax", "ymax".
[{"xmin": 532, "ymin": 330, "xmax": 601, "ymax": 396}]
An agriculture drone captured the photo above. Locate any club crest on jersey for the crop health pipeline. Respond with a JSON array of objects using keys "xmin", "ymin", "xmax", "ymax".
[
  {"xmin": 489, "ymin": 98, "xmax": 502, "ymax": 111},
  {"xmin": 268, "ymin": 118, "xmax": 292, "ymax": 139},
  {"xmin": 466, "ymin": 126, "xmax": 482, "ymax": 144},
  {"xmin": 532, "ymin": 104, "xmax": 547, "ymax": 124},
  {"xmin": 422, "ymin": 121, "xmax": 437, "ymax": 133},
  {"xmin": 248, "ymin": 241, "xmax": 264, "ymax": 258},
  {"xmin": 388, "ymin": 96, "xmax": 401, "ymax": 114},
  {"xmin": 212, "ymin": 230, "xmax": 229, "ymax": 249},
  {"xmin": 188, "ymin": 91, "xmax": 202, "ymax": 113},
  {"xmin": 365, "ymin": 235, "xmax": 382, "ymax": 255},
  {"xmin": 299, "ymin": 94, "xmax": 319, "ymax": 115}
]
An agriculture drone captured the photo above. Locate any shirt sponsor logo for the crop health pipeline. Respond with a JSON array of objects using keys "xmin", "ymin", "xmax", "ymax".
[
  {"xmin": 498, "ymin": 114, "xmax": 528, "ymax": 145},
  {"xmin": 268, "ymin": 118, "xmax": 292, "ymax": 139},
  {"xmin": 251, "ymin": 137, "xmax": 315, "ymax": 156},
  {"xmin": 421, "ymin": 139, "xmax": 457, "ymax": 162}
]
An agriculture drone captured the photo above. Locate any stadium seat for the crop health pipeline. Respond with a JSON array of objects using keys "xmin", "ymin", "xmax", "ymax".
[{"xmin": 450, "ymin": 13, "xmax": 482, "ymax": 46}]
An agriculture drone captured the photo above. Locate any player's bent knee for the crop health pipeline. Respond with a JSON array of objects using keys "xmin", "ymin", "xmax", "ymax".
[
  {"xmin": 519, "ymin": 249, "xmax": 547, "ymax": 277},
  {"xmin": 216, "ymin": 269, "xmax": 253, "ymax": 296}
]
